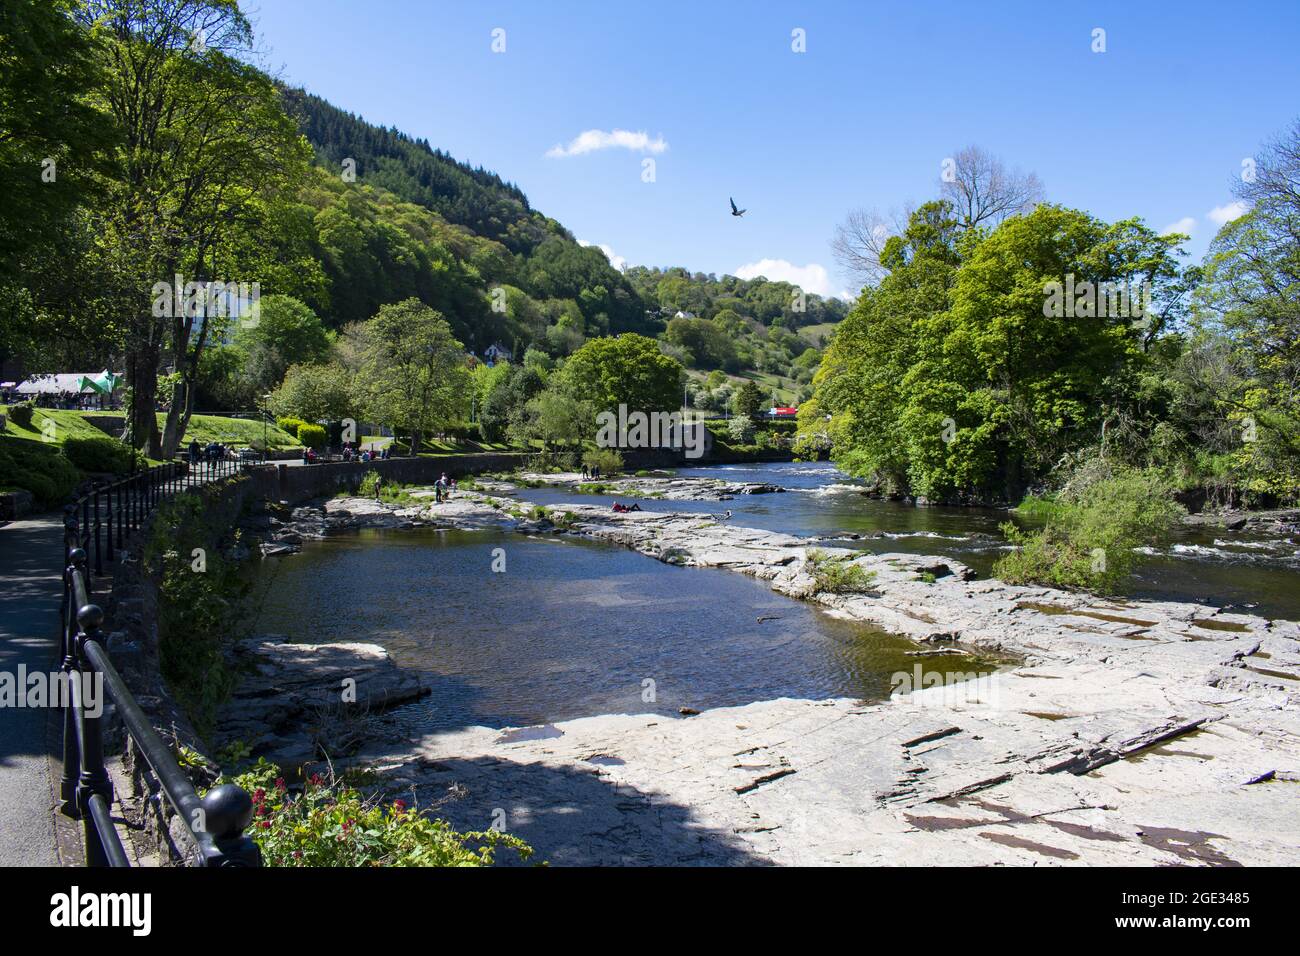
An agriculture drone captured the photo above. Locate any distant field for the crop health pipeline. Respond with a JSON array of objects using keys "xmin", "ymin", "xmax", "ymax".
[{"xmin": 798, "ymin": 321, "xmax": 842, "ymax": 348}]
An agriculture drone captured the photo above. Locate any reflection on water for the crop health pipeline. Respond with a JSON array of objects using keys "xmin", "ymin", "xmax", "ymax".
[
  {"xmin": 253, "ymin": 460, "xmax": 1298, "ymax": 733},
  {"xmin": 254, "ymin": 528, "xmax": 995, "ymax": 733}
]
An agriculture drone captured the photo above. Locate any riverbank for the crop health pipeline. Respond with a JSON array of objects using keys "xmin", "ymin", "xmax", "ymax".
[{"xmin": 238, "ymin": 483, "xmax": 1300, "ymax": 865}]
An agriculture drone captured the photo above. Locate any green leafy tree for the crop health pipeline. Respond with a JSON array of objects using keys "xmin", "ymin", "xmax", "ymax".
[
  {"xmin": 268, "ymin": 362, "xmax": 353, "ymax": 423},
  {"xmin": 349, "ymin": 298, "xmax": 470, "ymax": 455},
  {"xmin": 559, "ymin": 333, "xmax": 683, "ymax": 415},
  {"xmin": 234, "ymin": 294, "xmax": 331, "ymax": 394},
  {"xmin": 77, "ymin": 0, "xmax": 312, "ymax": 457}
]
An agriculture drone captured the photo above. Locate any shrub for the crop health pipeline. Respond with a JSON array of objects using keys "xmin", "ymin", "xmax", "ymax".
[
  {"xmin": 727, "ymin": 416, "xmax": 756, "ymax": 444},
  {"xmin": 297, "ymin": 423, "xmax": 327, "ymax": 449},
  {"xmin": 275, "ymin": 417, "xmax": 308, "ymax": 439},
  {"xmin": 219, "ymin": 759, "xmax": 533, "ymax": 867},
  {"xmin": 8, "ymin": 403, "xmax": 35, "ymax": 429},
  {"xmin": 0, "ymin": 436, "xmax": 80, "ymax": 505},
  {"xmin": 62, "ymin": 436, "xmax": 141, "ymax": 475},
  {"xmin": 581, "ymin": 447, "xmax": 624, "ymax": 475},
  {"xmin": 994, "ymin": 464, "xmax": 1185, "ymax": 592},
  {"xmin": 805, "ymin": 548, "xmax": 877, "ymax": 594},
  {"xmin": 143, "ymin": 493, "xmax": 249, "ymax": 733}
]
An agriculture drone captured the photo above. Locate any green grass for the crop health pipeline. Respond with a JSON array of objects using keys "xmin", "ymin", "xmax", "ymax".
[
  {"xmin": 3, "ymin": 407, "xmax": 115, "ymax": 444},
  {"xmin": 178, "ymin": 414, "xmax": 300, "ymax": 450}
]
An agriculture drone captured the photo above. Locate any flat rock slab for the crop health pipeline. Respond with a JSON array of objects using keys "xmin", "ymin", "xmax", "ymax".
[
  {"xmin": 309, "ymin": 493, "xmax": 1299, "ymax": 865},
  {"xmin": 218, "ymin": 638, "xmax": 428, "ymax": 766}
]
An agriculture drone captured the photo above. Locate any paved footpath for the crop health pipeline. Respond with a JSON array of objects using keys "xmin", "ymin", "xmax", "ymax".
[{"xmin": 0, "ymin": 514, "xmax": 64, "ymax": 866}]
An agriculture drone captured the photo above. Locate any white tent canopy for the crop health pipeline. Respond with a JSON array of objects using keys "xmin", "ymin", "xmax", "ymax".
[{"xmin": 14, "ymin": 371, "xmax": 121, "ymax": 395}]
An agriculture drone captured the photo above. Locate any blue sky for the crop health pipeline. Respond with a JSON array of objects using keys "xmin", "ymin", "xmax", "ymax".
[{"xmin": 247, "ymin": 0, "xmax": 1300, "ymax": 300}]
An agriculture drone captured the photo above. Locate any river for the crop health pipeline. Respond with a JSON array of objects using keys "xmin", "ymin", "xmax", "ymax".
[{"xmin": 253, "ymin": 461, "xmax": 1298, "ymax": 733}]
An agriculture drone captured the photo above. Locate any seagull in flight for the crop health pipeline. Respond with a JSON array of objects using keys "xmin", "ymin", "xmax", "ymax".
[{"xmin": 730, "ymin": 197, "xmax": 746, "ymax": 217}]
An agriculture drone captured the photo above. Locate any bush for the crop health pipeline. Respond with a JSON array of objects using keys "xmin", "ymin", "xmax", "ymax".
[
  {"xmin": 62, "ymin": 436, "xmax": 141, "ymax": 475},
  {"xmin": 297, "ymin": 423, "xmax": 327, "ymax": 449},
  {"xmin": 805, "ymin": 548, "xmax": 877, "ymax": 594},
  {"xmin": 8, "ymin": 403, "xmax": 34, "ymax": 429},
  {"xmin": 220, "ymin": 759, "xmax": 533, "ymax": 867},
  {"xmin": 994, "ymin": 464, "xmax": 1185, "ymax": 592},
  {"xmin": 727, "ymin": 416, "xmax": 756, "ymax": 444},
  {"xmin": 143, "ymin": 493, "xmax": 249, "ymax": 733},
  {"xmin": 276, "ymin": 417, "xmax": 308, "ymax": 439},
  {"xmin": 581, "ymin": 447, "xmax": 624, "ymax": 474},
  {"xmin": 0, "ymin": 436, "xmax": 80, "ymax": 505}
]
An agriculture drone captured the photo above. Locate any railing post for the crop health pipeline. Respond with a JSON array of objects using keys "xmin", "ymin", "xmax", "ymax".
[
  {"xmin": 198, "ymin": 785, "xmax": 262, "ymax": 867},
  {"xmin": 93, "ymin": 487, "xmax": 103, "ymax": 576},
  {"xmin": 105, "ymin": 479, "xmax": 115, "ymax": 563},
  {"xmin": 72, "ymin": 603, "xmax": 113, "ymax": 866},
  {"xmin": 58, "ymin": 548, "xmax": 86, "ymax": 817}
]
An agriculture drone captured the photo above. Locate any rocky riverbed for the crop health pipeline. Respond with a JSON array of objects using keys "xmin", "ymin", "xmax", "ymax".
[
  {"xmin": 511, "ymin": 471, "xmax": 785, "ymax": 500},
  {"xmin": 233, "ymin": 489, "xmax": 1300, "ymax": 866}
]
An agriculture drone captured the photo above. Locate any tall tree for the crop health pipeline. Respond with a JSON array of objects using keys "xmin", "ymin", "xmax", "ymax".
[{"xmin": 77, "ymin": 0, "xmax": 310, "ymax": 456}]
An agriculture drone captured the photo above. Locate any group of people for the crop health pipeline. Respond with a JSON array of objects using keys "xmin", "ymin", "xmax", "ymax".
[
  {"xmin": 432, "ymin": 472, "xmax": 457, "ymax": 503},
  {"xmin": 341, "ymin": 442, "xmax": 391, "ymax": 463},
  {"xmin": 189, "ymin": 440, "xmax": 231, "ymax": 464},
  {"xmin": 580, "ymin": 464, "xmax": 604, "ymax": 479}
]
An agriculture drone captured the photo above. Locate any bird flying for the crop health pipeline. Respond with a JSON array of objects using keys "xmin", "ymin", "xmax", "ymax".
[{"xmin": 730, "ymin": 197, "xmax": 746, "ymax": 217}]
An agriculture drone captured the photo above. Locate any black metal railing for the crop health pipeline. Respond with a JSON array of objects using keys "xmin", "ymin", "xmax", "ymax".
[{"xmin": 59, "ymin": 458, "xmax": 261, "ymax": 866}]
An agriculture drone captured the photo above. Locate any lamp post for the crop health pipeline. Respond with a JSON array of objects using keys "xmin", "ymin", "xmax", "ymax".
[{"xmin": 261, "ymin": 393, "xmax": 272, "ymax": 463}]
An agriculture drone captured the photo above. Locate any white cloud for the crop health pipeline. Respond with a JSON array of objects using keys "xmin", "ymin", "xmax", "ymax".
[
  {"xmin": 1160, "ymin": 216, "xmax": 1197, "ymax": 238},
  {"xmin": 734, "ymin": 258, "xmax": 836, "ymax": 297},
  {"xmin": 1207, "ymin": 201, "xmax": 1249, "ymax": 227},
  {"xmin": 545, "ymin": 129, "xmax": 668, "ymax": 158},
  {"xmin": 578, "ymin": 240, "xmax": 626, "ymax": 271}
]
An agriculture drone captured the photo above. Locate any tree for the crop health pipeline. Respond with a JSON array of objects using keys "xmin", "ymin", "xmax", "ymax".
[
  {"xmin": 0, "ymin": 0, "xmax": 114, "ymax": 283},
  {"xmin": 268, "ymin": 362, "xmax": 353, "ymax": 424},
  {"xmin": 559, "ymin": 333, "xmax": 683, "ymax": 415},
  {"xmin": 76, "ymin": 0, "xmax": 312, "ymax": 457},
  {"xmin": 1192, "ymin": 117, "xmax": 1300, "ymax": 494},
  {"xmin": 349, "ymin": 298, "xmax": 470, "ymax": 455},
  {"xmin": 511, "ymin": 387, "xmax": 593, "ymax": 451},
  {"xmin": 809, "ymin": 202, "xmax": 1184, "ymax": 501},
  {"xmin": 939, "ymin": 145, "xmax": 1043, "ymax": 231},
  {"xmin": 732, "ymin": 380, "xmax": 766, "ymax": 420},
  {"xmin": 234, "ymin": 294, "xmax": 331, "ymax": 394},
  {"xmin": 0, "ymin": 0, "xmax": 117, "ymax": 368}
]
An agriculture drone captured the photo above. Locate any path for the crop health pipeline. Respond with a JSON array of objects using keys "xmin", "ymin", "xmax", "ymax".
[{"xmin": 0, "ymin": 514, "xmax": 65, "ymax": 866}]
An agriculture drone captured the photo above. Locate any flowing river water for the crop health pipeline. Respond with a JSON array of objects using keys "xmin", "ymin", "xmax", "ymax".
[{"xmin": 253, "ymin": 461, "xmax": 1299, "ymax": 734}]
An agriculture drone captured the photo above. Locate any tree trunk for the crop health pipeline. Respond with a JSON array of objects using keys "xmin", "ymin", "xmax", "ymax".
[
  {"xmin": 159, "ymin": 378, "xmax": 192, "ymax": 460},
  {"xmin": 127, "ymin": 348, "xmax": 161, "ymax": 458},
  {"xmin": 409, "ymin": 429, "xmax": 421, "ymax": 456}
]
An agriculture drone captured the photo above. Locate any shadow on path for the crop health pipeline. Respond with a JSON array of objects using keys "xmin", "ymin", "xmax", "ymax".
[{"xmin": 0, "ymin": 514, "xmax": 64, "ymax": 865}]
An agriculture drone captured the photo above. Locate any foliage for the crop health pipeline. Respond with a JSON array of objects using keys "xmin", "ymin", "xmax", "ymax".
[
  {"xmin": 61, "ymin": 436, "xmax": 141, "ymax": 474},
  {"xmin": 221, "ymin": 759, "xmax": 534, "ymax": 867},
  {"xmin": 727, "ymin": 416, "xmax": 756, "ymax": 444},
  {"xmin": 807, "ymin": 201, "xmax": 1186, "ymax": 502},
  {"xmin": 276, "ymin": 417, "xmax": 308, "ymax": 438},
  {"xmin": 732, "ymin": 380, "xmax": 766, "ymax": 420},
  {"xmin": 994, "ymin": 464, "xmax": 1186, "ymax": 592},
  {"xmin": 8, "ymin": 403, "xmax": 34, "ymax": 429},
  {"xmin": 804, "ymin": 549, "xmax": 878, "ymax": 595},
  {"xmin": 297, "ymin": 423, "xmax": 327, "ymax": 449},
  {"xmin": 349, "ymin": 299, "xmax": 471, "ymax": 454},
  {"xmin": 581, "ymin": 447, "xmax": 624, "ymax": 474},
  {"xmin": 143, "ymin": 491, "xmax": 250, "ymax": 733},
  {"xmin": 559, "ymin": 334, "xmax": 683, "ymax": 415},
  {"xmin": 0, "ymin": 436, "xmax": 80, "ymax": 504}
]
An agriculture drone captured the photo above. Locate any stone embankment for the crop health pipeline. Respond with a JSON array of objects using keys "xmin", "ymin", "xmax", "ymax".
[{"xmin": 233, "ymin": 483, "xmax": 1300, "ymax": 866}]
